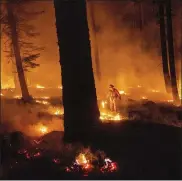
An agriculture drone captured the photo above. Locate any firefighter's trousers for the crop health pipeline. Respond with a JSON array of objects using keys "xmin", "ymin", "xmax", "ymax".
[{"xmin": 109, "ymin": 97, "xmax": 117, "ymax": 112}]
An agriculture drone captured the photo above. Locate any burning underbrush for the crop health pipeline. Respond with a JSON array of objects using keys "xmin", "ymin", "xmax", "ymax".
[
  {"xmin": 2, "ymin": 130, "xmax": 119, "ymax": 179},
  {"xmin": 1, "ymin": 85, "xmax": 182, "ymax": 138}
]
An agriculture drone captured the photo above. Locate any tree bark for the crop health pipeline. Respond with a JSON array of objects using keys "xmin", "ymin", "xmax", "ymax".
[
  {"xmin": 54, "ymin": 0, "xmax": 100, "ymax": 145},
  {"xmin": 138, "ymin": 1, "xmax": 144, "ymax": 31},
  {"xmin": 6, "ymin": 2, "xmax": 31, "ymax": 102},
  {"xmin": 88, "ymin": 2, "xmax": 101, "ymax": 81},
  {"xmin": 158, "ymin": 1, "xmax": 171, "ymax": 93},
  {"xmin": 165, "ymin": 0, "xmax": 180, "ymax": 105}
]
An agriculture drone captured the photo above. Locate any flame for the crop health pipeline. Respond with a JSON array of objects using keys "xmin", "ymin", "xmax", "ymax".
[
  {"xmin": 151, "ymin": 89, "xmax": 160, "ymax": 93},
  {"xmin": 101, "ymin": 101, "xmax": 107, "ymax": 109},
  {"xmin": 14, "ymin": 95, "xmax": 21, "ymax": 99},
  {"xmin": 100, "ymin": 112, "xmax": 121, "ymax": 122},
  {"xmin": 76, "ymin": 153, "xmax": 88, "ymax": 166},
  {"xmin": 35, "ymin": 100, "xmax": 49, "ymax": 105},
  {"xmin": 0, "ymin": 93, "xmax": 4, "ymax": 96},
  {"xmin": 58, "ymin": 86, "xmax": 62, "ymax": 89},
  {"xmin": 39, "ymin": 125, "xmax": 48, "ymax": 134},
  {"xmin": 47, "ymin": 106, "xmax": 64, "ymax": 115},
  {"xmin": 36, "ymin": 84, "xmax": 45, "ymax": 89},
  {"xmin": 119, "ymin": 90, "xmax": 125, "ymax": 94},
  {"xmin": 54, "ymin": 109, "xmax": 63, "ymax": 115},
  {"xmin": 142, "ymin": 96, "xmax": 147, "ymax": 99},
  {"xmin": 41, "ymin": 96, "xmax": 50, "ymax": 99}
]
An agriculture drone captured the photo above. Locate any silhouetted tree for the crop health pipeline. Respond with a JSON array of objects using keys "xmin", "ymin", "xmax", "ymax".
[
  {"xmin": 1, "ymin": 1, "xmax": 43, "ymax": 100},
  {"xmin": 158, "ymin": 0, "xmax": 171, "ymax": 93},
  {"xmin": 165, "ymin": 0, "xmax": 180, "ymax": 105},
  {"xmin": 54, "ymin": 0, "xmax": 100, "ymax": 144},
  {"xmin": 87, "ymin": 1, "xmax": 101, "ymax": 81}
]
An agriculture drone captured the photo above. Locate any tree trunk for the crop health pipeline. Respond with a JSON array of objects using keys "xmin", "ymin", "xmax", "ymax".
[
  {"xmin": 88, "ymin": 2, "xmax": 101, "ymax": 81},
  {"xmin": 12, "ymin": 59, "xmax": 20, "ymax": 92},
  {"xmin": 158, "ymin": 1, "xmax": 171, "ymax": 93},
  {"xmin": 6, "ymin": 2, "xmax": 31, "ymax": 102},
  {"xmin": 165, "ymin": 0, "xmax": 180, "ymax": 105},
  {"xmin": 54, "ymin": 0, "xmax": 100, "ymax": 145},
  {"xmin": 138, "ymin": 1, "xmax": 144, "ymax": 31}
]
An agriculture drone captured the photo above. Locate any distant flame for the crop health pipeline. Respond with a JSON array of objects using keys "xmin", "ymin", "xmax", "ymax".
[
  {"xmin": 142, "ymin": 96, "xmax": 147, "ymax": 99},
  {"xmin": 151, "ymin": 89, "xmax": 160, "ymax": 93},
  {"xmin": 119, "ymin": 90, "xmax": 125, "ymax": 95},
  {"xmin": 36, "ymin": 84, "xmax": 45, "ymax": 89},
  {"xmin": 35, "ymin": 100, "xmax": 49, "ymax": 105},
  {"xmin": 101, "ymin": 101, "xmax": 107, "ymax": 109},
  {"xmin": 39, "ymin": 126, "xmax": 48, "ymax": 134}
]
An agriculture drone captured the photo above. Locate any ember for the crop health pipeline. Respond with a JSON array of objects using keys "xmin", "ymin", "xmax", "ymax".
[
  {"xmin": 53, "ymin": 158, "xmax": 61, "ymax": 164},
  {"xmin": 18, "ymin": 149, "xmax": 28, "ymax": 154},
  {"xmin": 66, "ymin": 150, "xmax": 118, "ymax": 175},
  {"xmin": 33, "ymin": 152, "xmax": 41, "ymax": 157}
]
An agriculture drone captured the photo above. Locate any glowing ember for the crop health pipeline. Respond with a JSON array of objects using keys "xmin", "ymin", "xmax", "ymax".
[
  {"xmin": 33, "ymin": 152, "xmax": 41, "ymax": 157},
  {"xmin": 66, "ymin": 150, "xmax": 118, "ymax": 175},
  {"xmin": 39, "ymin": 126, "xmax": 48, "ymax": 134},
  {"xmin": 53, "ymin": 158, "xmax": 61, "ymax": 164},
  {"xmin": 18, "ymin": 149, "xmax": 27, "ymax": 154},
  {"xmin": 36, "ymin": 84, "xmax": 45, "ymax": 89},
  {"xmin": 100, "ymin": 158, "xmax": 118, "ymax": 173}
]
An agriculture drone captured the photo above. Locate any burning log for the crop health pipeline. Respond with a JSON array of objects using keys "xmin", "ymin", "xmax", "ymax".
[{"xmin": 65, "ymin": 150, "xmax": 118, "ymax": 176}]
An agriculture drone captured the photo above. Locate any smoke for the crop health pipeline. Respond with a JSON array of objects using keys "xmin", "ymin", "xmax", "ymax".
[
  {"xmin": 1, "ymin": 1, "xmax": 181, "ymax": 96},
  {"xmin": 87, "ymin": 1, "xmax": 182, "ymax": 97},
  {"xmin": 1, "ymin": 99, "xmax": 64, "ymax": 137}
]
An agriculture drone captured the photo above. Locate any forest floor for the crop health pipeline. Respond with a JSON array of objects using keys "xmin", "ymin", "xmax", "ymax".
[{"xmin": 0, "ymin": 89, "xmax": 182, "ymax": 179}]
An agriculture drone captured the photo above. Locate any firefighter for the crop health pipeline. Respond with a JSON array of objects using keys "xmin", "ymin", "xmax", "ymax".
[{"xmin": 107, "ymin": 84, "xmax": 121, "ymax": 112}]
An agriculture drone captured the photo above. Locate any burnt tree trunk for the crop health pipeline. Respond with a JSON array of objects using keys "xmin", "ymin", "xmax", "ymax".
[
  {"xmin": 12, "ymin": 60, "xmax": 20, "ymax": 92},
  {"xmin": 6, "ymin": 2, "xmax": 32, "ymax": 102},
  {"xmin": 88, "ymin": 2, "xmax": 101, "ymax": 81},
  {"xmin": 138, "ymin": 1, "xmax": 144, "ymax": 31},
  {"xmin": 165, "ymin": 0, "xmax": 180, "ymax": 105},
  {"xmin": 54, "ymin": 0, "xmax": 100, "ymax": 144},
  {"xmin": 158, "ymin": 1, "xmax": 171, "ymax": 93}
]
